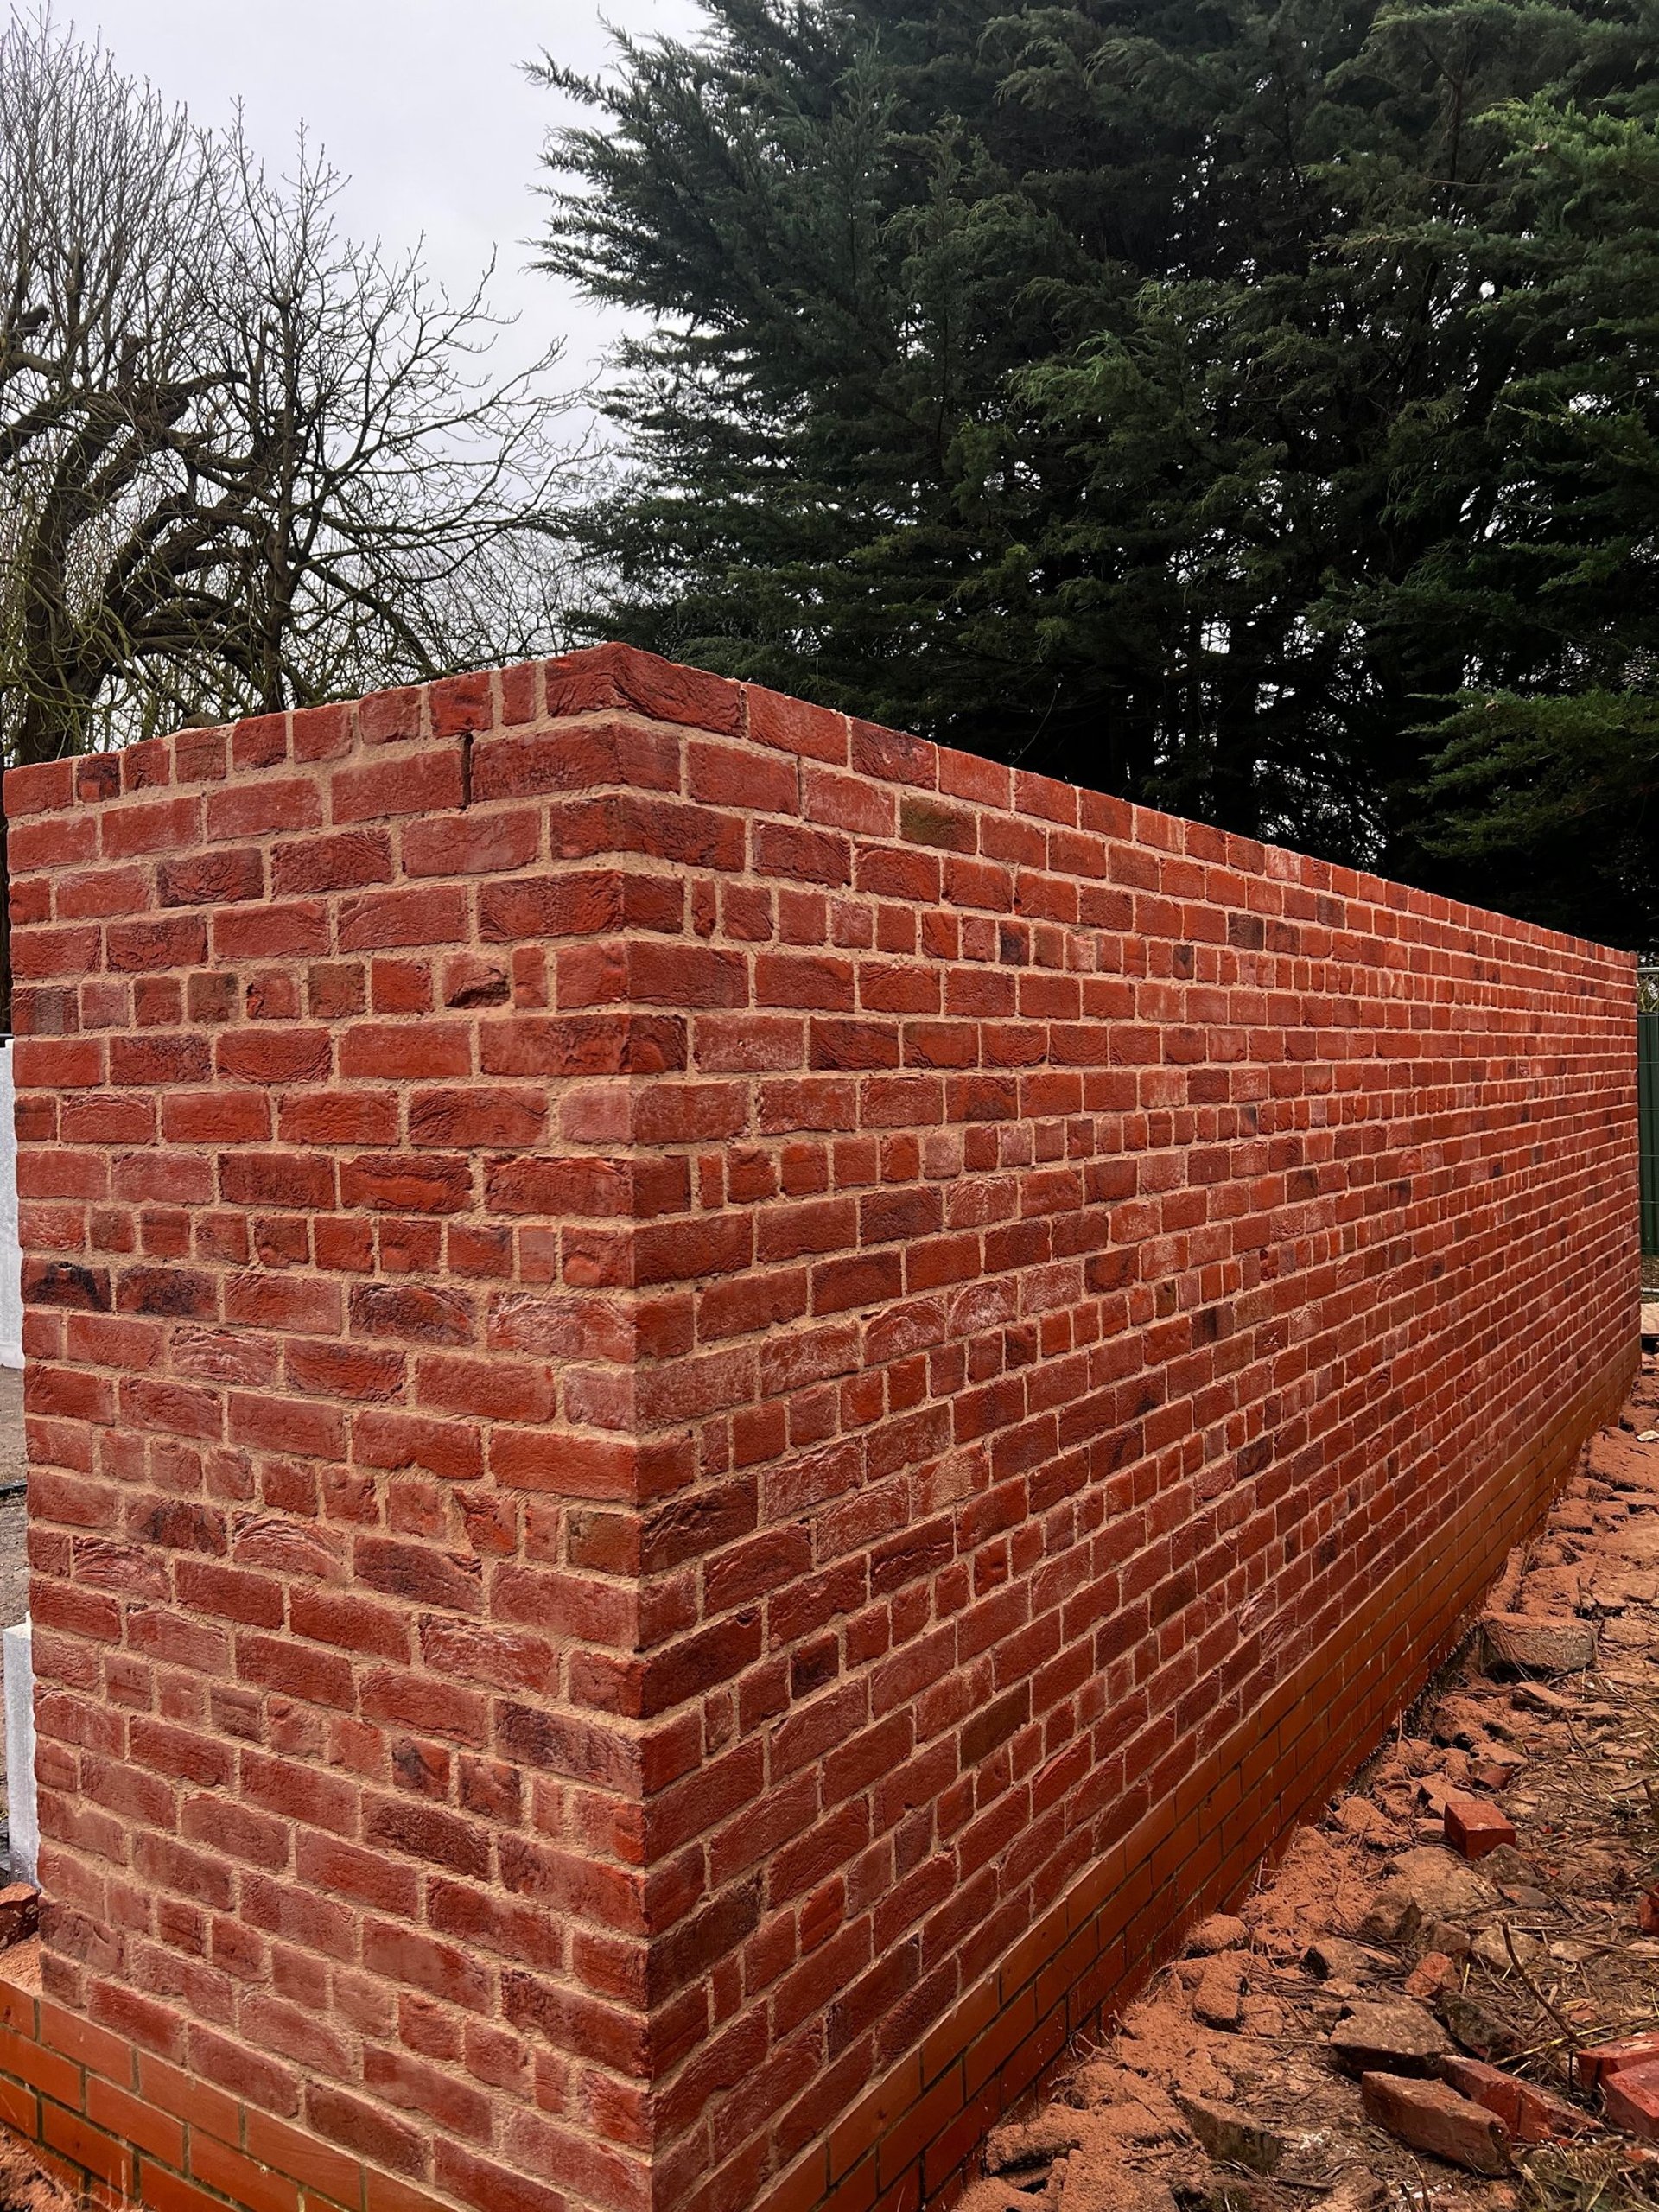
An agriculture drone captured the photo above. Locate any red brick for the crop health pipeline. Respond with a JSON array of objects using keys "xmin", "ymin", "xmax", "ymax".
[
  {"xmin": 1577, "ymin": 2036, "xmax": 1659, "ymax": 2090},
  {"xmin": 11, "ymin": 648, "xmax": 1636, "ymax": 2212},
  {"xmin": 1603, "ymin": 2063, "xmax": 1659, "ymax": 2139},
  {"xmin": 332, "ymin": 751, "xmax": 462, "ymax": 823},
  {"xmin": 1444, "ymin": 1797, "xmax": 1516, "ymax": 1860}
]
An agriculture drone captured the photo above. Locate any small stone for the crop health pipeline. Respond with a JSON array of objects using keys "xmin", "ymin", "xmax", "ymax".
[
  {"xmin": 1480, "ymin": 1611, "xmax": 1597, "ymax": 1675},
  {"xmin": 984, "ymin": 2113, "xmax": 1084, "ymax": 2175},
  {"xmin": 1185, "ymin": 1914, "xmax": 1249, "ymax": 1957},
  {"xmin": 1304, "ymin": 1937, "xmax": 1382, "ymax": 1981},
  {"xmin": 1576, "ymin": 2035, "xmax": 1659, "ymax": 2092},
  {"xmin": 1173, "ymin": 2094, "xmax": 1287, "ymax": 2175},
  {"xmin": 1359, "ymin": 1887, "xmax": 1422, "ymax": 1945},
  {"xmin": 1475, "ymin": 1843, "xmax": 1539, "ymax": 1888},
  {"xmin": 1329, "ymin": 2000, "xmax": 1451, "ymax": 2076},
  {"xmin": 1403, "ymin": 1950, "xmax": 1458, "ymax": 1999},
  {"xmin": 1362, "ymin": 1847, "xmax": 1498, "ymax": 1942},
  {"xmin": 1640, "ymin": 1890, "xmax": 1659, "ymax": 1936},
  {"xmin": 1604, "ymin": 2063, "xmax": 1659, "ymax": 2140},
  {"xmin": 1436, "ymin": 1987, "xmax": 1522, "ymax": 2062},
  {"xmin": 1470, "ymin": 1926, "xmax": 1545, "ymax": 1976},
  {"xmin": 1398, "ymin": 1845, "xmax": 1503, "ymax": 1911},
  {"xmin": 1320, "ymin": 2180, "xmax": 1388, "ymax": 2212},
  {"xmin": 1422, "ymin": 1920, "xmax": 1473, "ymax": 1961},
  {"xmin": 1445, "ymin": 1798, "xmax": 1517, "ymax": 1860},
  {"xmin": 1193, "ymin": 1956, "xmax": 1245, "ymax": 2031},
  {"xmin": 1360, "ymin": 2072, "xmax": 1512, "ymax": 2173}
]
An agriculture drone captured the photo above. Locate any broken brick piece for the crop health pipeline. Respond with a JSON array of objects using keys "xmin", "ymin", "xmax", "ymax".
[
  {"xmin": 1361, "ymin": 2073, "xmax": 1512, "ymax": 2174},
  {"xmin": 1439, "ymin": 2056, "xmax": 1523, "ymax": 2132},
  {"xmin": 1403, "ymin": 1951, "xmax": 1458, "ymax": 2000},
  {"xmin": 1577, "ymin": 2037, "xmax": 1659, "ymax": 2092},
  {"xmin": 1444, "ymin": 1797, "xmax": 1516, "ymax": 1860},
  {"xmin": 1514, "ymin": 2084, "xmax": 1601, "ymax": 2143},
  {"xmin": 1469, "ymin": 1758, "xmax": 1524, "ymax": 1793},
  {"xmin": 1440, "ymin": 2056, "xmax": 1599, "ymax": 2143},
  {"xmin": 1639, "ymin": 1890, "xmax": 1659, "ymax": 1937},
  {"xmin": 1605, "ymin": 2063, "xmax": 1659, "ymax": 2140},
  {"xmin": 0, "ymin": 1885, "xmax": 40, "ymax": 1949}
]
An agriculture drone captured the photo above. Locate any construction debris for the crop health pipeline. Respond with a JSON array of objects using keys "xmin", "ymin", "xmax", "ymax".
[
  {"xmin": 1445, "ymin": 1799, "xmax": 1518, "ymax": 1860},
  {"xmin": 1330, "ymin": 2001, "xmax": 1452, "ymax": 2075},
  {"xmin": 1174, "ymin": 2094, "xmax": 1289, "ymax": 2173},
  {"xmin": 1604, "ymin": 2069, "xmax": 1659, "ymax": 2140},
  {"xmin": 1478, "ymin": 1612, "xmax": 1598, "ymax": 1675},
  {"xmin": 1360, "ymin": 2074, "xmax": 1513, "ymax": 2173},
  {"xmin": 969, "ymin": 1359, "xmax": 1659, "ymax": 2212}
]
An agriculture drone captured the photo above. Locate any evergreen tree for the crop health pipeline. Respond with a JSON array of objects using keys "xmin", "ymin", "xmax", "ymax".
[
  {"xmin": 535, "ymin": 0, "xmax": 1659, "ymax": 939},
  {"xmin": 1414, "ymin": 94, "xmax": 1659, "ymax": 939}
]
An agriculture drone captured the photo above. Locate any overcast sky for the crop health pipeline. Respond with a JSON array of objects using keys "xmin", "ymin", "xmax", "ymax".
[{"xmin": 79, "ymin": 0, "xmax": 707, "ymax": 399}]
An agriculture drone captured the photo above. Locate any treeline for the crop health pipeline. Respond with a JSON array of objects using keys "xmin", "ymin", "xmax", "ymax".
[
  {"xmin": 3, "ymin": 3, "xmax": 1655, "ymax": 954},
  {"xmin": 535, "ymin": 0, "xmax": 1659, "ymax": 947}
]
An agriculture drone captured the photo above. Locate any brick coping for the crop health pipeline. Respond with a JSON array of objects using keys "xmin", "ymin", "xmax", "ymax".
[{"xmin": 3, "ymin": 640, "xmax": 1624, "ymax": 976}]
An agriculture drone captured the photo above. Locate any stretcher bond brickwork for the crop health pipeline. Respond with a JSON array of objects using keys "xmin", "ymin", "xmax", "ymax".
[{"xmin": 0, "ymin": 644, "xmax": 1637, "ymax": 2212}]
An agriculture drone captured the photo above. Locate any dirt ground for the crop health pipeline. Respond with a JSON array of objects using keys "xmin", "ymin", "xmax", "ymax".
[{"xmin": 967, "ymin": 1352, "xmax": 1659, "ymax": 2212}]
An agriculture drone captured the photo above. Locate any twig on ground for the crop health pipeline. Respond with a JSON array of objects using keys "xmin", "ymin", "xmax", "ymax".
[{"xmin": 1503, "ymin": 1915, "xmax": 1584, "ymax": 2058}]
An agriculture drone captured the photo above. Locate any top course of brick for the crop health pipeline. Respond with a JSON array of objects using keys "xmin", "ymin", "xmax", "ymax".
[{"xmin": 0, "ymin": 639, "xmax": 1624, "ymax": 976}]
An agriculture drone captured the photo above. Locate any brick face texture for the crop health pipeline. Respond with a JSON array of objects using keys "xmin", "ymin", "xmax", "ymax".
[{"xmin": 2, "ymin": 643, "xmax": 1636, "ymax": 2212}]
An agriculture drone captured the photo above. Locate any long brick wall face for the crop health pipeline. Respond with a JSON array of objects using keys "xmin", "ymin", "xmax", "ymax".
[{"xmin": 0, "ymin": 643, "xmax": 1636, "ymax": 2212}]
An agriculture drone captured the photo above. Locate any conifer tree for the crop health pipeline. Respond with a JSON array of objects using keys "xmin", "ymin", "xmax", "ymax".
[{"xmin": 536, "ymin": 0, "xmax": 1659, "ymax": 939}]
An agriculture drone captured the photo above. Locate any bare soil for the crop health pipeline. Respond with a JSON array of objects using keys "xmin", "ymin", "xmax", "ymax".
[{"xmin": 967, "ymin": 1351, "xmax": 1659, "ymax": 2212}]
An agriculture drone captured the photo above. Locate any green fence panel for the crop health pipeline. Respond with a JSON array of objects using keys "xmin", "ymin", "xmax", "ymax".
[{"xmin": 1641, "ymin": 1008, "xmax": 1659, "ymax": 1256}]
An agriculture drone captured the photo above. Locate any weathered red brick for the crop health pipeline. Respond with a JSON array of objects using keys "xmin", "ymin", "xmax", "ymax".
[{"xmin": 9, "ymin": 645, "xmax": 1635, "ymax": 2212}]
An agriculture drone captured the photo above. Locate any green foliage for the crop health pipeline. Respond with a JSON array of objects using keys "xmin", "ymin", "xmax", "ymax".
[
  {"xmin": 1425, "ymin": 692, "xmax": 1659, "ymax": 941},
  {"xmin": 536, "ymin": 0, "xmax": 1659, "ymax": 943}
]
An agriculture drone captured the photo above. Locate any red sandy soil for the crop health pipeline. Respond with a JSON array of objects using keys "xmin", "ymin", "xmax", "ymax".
[{"xmin": 963, "ymin": 1351, "xmax": 1659, "ymax": 2212}]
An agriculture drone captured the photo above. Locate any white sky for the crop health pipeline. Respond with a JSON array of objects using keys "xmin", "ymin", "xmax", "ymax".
[{"xmin": 79, "ymin": 0, "xmax": 707, "ymax": 398}]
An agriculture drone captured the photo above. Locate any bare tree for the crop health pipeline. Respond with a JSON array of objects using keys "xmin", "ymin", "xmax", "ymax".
[{"xmin": 0, "ymin": 8, "xmax": 584, "ymax": 1014}]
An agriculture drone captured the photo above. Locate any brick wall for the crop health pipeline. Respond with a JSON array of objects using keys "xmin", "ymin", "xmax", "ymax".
[{"xmin": 2, "ymin": 644, "xmax": 1636, "ymax": 2212}]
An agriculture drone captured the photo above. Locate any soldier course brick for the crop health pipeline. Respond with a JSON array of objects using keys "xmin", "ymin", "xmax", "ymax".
[{"xmin": 2, "ymin": 641, "xmax": 1637, "ymax": 2212}]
